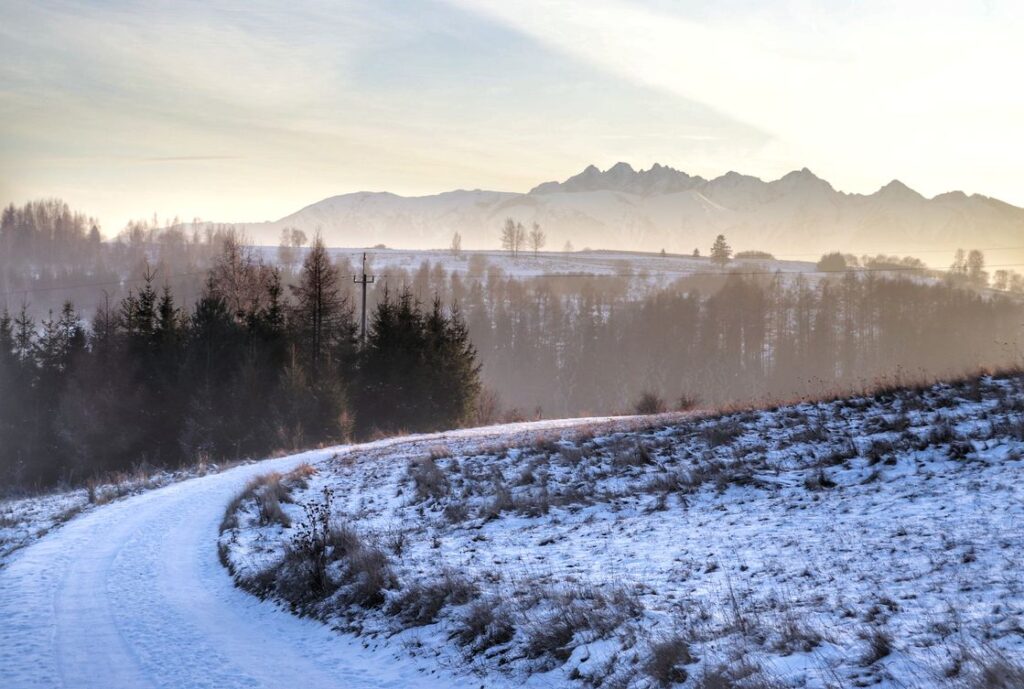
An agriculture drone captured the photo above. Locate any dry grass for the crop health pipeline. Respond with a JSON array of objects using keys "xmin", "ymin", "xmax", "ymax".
[
  {"xmin": 450, "ymin": 597, "xmax": 516, "ymax": 653},
  {"xmin": 644, "ymin": 634, "xmax": 694, "ymax": 687},
  {"xmin": 956, "ymin": 647, "xmax": 1024, "ymax": 689},
  {"xmin": 522, "ymin": 583, "xmax": 643, "ymax": 668},
  {"xmin": 387, "ymin": 569, "xmax": 479, "ymax": 627},
  {"xmin": 861, "ymin": 627, "xmax": 893, "ymax": 665},
  {"xmin": 217, "ymin": 370, "xmax": 1024, "ymax": 688},
  {"xmin": 0, "ymin": 509, "xmax": 19, "ymax": 528},
  {"xmin": 219, "ymin": 464, "xmax": 317, "ymax": 533},
  {"xmin": 407, "ymin": 456, "xmax": 449, "ymax": 503}
]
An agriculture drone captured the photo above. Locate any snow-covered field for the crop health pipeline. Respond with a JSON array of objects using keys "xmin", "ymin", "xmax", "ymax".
[
  {"xmin": 324, "ymin": 248, "xmax": 812, "ymax": 281},
  {"xmin": 262, "ymin": 246, "xmax": 838, "ymax": 291},
  {"xmin": 222, "ymin": 375, "xmax": 1024, "ymax": 688}
]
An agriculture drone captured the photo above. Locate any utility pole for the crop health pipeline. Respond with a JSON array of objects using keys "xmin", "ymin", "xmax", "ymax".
[{"xmin": 353, "ymin": 252, "xmax": 375, "ymax": 344}]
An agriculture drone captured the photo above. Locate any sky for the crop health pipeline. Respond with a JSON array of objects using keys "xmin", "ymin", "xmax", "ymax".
[{"xmin": 1, "ymin": 0, "xmax": 1023, "ymax": 234}]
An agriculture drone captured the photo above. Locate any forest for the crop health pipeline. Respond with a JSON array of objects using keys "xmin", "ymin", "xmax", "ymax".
[
  {"xmin": 1, "ymin": 199, "xmax": 1022, "ymax": 488},
  {"xmin": 0, "ymin": 233, "xmax": 480, "ymax": 487}
]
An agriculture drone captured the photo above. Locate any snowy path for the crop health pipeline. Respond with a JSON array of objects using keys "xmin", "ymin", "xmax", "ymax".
[{"xmin": 0, "ymin": 416, "xmax": 640, "ymax": 689}]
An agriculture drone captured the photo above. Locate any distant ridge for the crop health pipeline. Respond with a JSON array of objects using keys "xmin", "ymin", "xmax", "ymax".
[
  {"xmin": 233, "ymin": 163, "xmax": 1024, "ymax": 266},
  {"xmin": 530, "ymin": 162, "xmax": 705, "ymax": 196}
]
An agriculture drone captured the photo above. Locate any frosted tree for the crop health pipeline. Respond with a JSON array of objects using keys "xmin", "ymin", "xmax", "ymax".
[{"xmin": 450, "ymin": 231, "xmax": 462, "ymax": 258}]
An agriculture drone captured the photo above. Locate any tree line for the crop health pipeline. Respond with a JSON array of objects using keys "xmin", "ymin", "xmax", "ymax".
[
  {"xmin": 0, "ymin": 237, "xmax": 480, "ymax": 488},
  {"xmin": 1, "ymin": 199, "xmax": 255, "ymax": 318},
  {"xmin": 378, "ymin": 260, "xmax": 1022, "ymax": 419}
]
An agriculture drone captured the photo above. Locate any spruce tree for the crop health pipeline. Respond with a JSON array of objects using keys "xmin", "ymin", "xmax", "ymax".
[{"xmin": 710, "ymin": 235, "xmax": 732, "ymax": 268}]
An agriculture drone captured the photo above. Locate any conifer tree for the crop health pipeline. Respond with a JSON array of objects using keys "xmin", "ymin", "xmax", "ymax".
[{"xmin": 710, "ymin": 234, "xmax": 732, "ymax": 268}]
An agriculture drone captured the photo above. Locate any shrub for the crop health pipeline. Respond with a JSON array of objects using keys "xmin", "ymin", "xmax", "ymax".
[
  {"xmin": 612, "ymin": 442, "xmax": 656, "ymax": 469},
  {"xmin": 340, "ymin": 545, "xmax": 395, "ymax": 608},
  {"xmin": 771, "ymin": 615, "xmax": 824, "ymax": 655},
  {"xmin": 702, "ymin": 420, "xmax": 743, "ymax": 448},
  {"xmin": 635, "ymin": 391, "xmax": 667, "ymax": 415},
  {"xmin": 816, "ymin": 252, "xmax": 848, "ymax": 272},
  {"xmin": 388, "ymin": 570, "xmax": 479, "ymax": 627},
  {"xmin": 255, "ymin": 473, "xmax": 292, "ymax": 527},
  {"xmin": 271, "ymin": 488, "xmax": 396, "ymax": 610},
  {"xmin": 451, "ymin": 598, "xmax": 516, "ymax": 653},
  {"xmin": 964, "ymin": 649, "xmax": 1024, "ymax": 689},
  {"xmin": 408, "ymin": 456, "xmax": 449, "ymax": 503},
  {"xmin": 677, "ymin": 395, "xmax": 700, "ymax": 412},
  {"xmin": 803, "ymin": 468, "xmax": 836, "ymax": 491},
  {"xmin": 861, "ymin": 627, "xmax": 892, "ymax": 665},
  {"xmin": 644, "ymin": 635, "xmax": 694, "ymax": 687},
  {"xmin": 523, "ymin": 584, "xmax": 643, "ymax": 668},
  {"xmin": 949, "ymin": 440, "xmax": 974, "ymax": 461},
  {"xmin": 256, "ymin": 487, "xmax": 290, "ymax": 527},
  {"xmin": 221, "ymin": 465, "xmax": 314, "ymax": 533},
  {"xmin": 558, "ymin": 445, "xmax": 584, "ymax": 464}
]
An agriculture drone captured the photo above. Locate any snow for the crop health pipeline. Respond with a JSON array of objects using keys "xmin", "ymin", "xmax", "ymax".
[
  {"xmin": 4, "ymin": 377, "xmax": 1022, "ymax": 688},
  {"xmin": 261, "ymin": 246, "xmax": 838, "ymax": 295},
  {"xmin": 0, "ymin": 463, "xmax": 235, "ymax": 570},
  {"xmin": 0, "ymin": 415, "xmax": 644, "ymax": 689},
  {"xmin": 232, "ymin": 164, "xmax": 1024, "ymax": 269},
  {"xmin": 222, "ymin": 375, "xmax": 1024, "ymax": 688}
]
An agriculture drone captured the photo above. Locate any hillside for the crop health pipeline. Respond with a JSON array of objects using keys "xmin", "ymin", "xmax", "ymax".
[
  {"xmin": 220, "ymin": 373, "xmax": 1024, "ymax": 689},
  {"xmin": 235, "ymin": 163, "xmax": 1024, "ymax": 267}
]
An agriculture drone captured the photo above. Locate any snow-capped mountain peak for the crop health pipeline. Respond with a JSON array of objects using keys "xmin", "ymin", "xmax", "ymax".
[
  {"xmin": 875, "ymin": 179, "xmax": 925, "ymax": 201},
  {"xmin": 529, "ymin": 163, "xmax": 703, "ymax": 196},
  {"xmin": 233, "ymin": 163, "xmax": 1024, "ymax": 268}
]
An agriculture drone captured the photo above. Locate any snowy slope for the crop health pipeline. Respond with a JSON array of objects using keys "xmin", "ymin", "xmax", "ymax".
[
  {"xmin": 222, "ymin": 375, "xmax": 1024, "ymax": 688},
  {"xmin": 261, "ymin": 246, "xmax": 822, "ymax": 287},
  {"xmin": 0, "ymin": 415, "xmax": 647, "ymax": 689},
  {"xmin": 234, "ymin": 163, "xmax": 1024, "ymax": 267}
]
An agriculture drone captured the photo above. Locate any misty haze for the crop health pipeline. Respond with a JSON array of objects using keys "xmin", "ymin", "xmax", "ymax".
[{"xmin": 1, "ymin": 2, "xmax": 1023, "ymax": 689}]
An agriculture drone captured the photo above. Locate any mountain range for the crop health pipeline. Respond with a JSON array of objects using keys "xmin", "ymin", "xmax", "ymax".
[{"xmin": 236, "ymin": 163, "xmax": 1024, "ymax": 266}]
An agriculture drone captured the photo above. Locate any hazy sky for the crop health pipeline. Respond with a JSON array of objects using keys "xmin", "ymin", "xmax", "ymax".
[{"xmin": 2, "ymin": 0, "xmax": 1022, "ymax": 234}]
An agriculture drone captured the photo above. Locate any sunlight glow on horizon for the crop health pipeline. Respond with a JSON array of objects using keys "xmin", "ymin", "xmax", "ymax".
[{"xmin": 1, "ymin": 0, "xmax": 1022, "ymax": 234}]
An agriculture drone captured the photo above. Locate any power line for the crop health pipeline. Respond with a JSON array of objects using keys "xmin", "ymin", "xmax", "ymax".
[{"xmin": 352, "ymin": 252, "xmax": 375, "ymax": 344}]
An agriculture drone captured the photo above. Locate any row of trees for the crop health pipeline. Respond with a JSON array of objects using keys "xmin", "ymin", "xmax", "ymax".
[
  {"xmin": 0, "ymin": 200, "xmax": 251, "ymax": 318},
  {"xmin": 949, "ymin": 248, "xmax": 1024, "ymax": 292},
  {"xmin": 500, "ymin": 218, "xmax": 546, "ymax": 257},
  {"xmin": 815, "ymin": 248, "xmax": 1023, "ymax": 293},
  {"xmin": 358, "ymin": 259, "xmax": 1021, "ymax": 419},
  {"xmin": 0, "ymin": 237, "xmax": 480, "ymax": 488}
]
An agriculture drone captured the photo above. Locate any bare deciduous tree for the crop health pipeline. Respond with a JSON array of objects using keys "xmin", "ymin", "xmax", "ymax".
[
  {"xmin": 501, "ymin": 218, "xmax": 526, "ymax": 257},
  {"xmin": 528, "ymin": 222, "xmax": 546, "ymax": 257}
]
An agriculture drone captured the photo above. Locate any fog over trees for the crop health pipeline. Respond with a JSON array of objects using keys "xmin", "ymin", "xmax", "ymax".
[
  {"xmin": 0, "ymin": 230, "xmax": 480, "ymax": 487},
  {"xmin": 1, "ymin": 199, "xmax": 1022, "ymax": 489}
]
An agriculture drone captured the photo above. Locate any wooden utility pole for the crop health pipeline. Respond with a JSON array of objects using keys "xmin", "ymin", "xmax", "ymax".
[{"xmin": 353, "ymin": 252, "xmax": 375, "ymax": 344}]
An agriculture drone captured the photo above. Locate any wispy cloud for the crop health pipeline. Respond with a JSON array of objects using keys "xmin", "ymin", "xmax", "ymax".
[
  {"xmin": 446, "ymin": 0, "xmax": 1024, "ymax": 197},
  {"xmin": 140, "ymin": 156, "xmax": 243, "ymax": 163},
  {"xmin": 2, "ymin": 0, "xmax": 1021, "ymax": 230}
]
